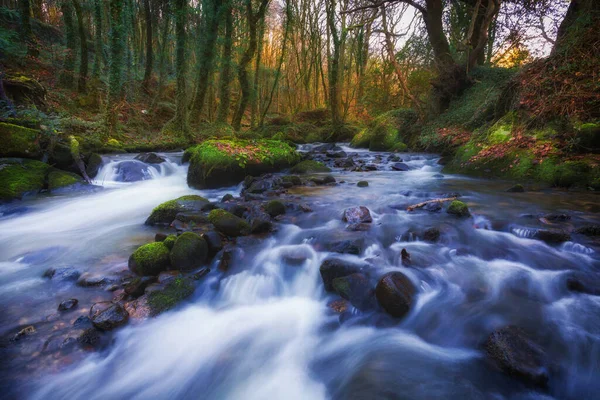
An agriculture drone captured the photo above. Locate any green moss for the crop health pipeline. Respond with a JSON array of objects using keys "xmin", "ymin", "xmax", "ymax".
[
  {"xmin": 350, "ymin": 128, "xmax": 370, "ymax": 148},
  {"xmin": 350, "ymin": 109, "xmax": 415, "ymax": 151},
  {"xmin": 357, "ymin": 181, "xmax": 369, "ymax": 187},
  {"xmin": 264, "ymin": 200, "xmax": 286, "ymax": 217},
  {"xmin": 290, "ymin": 160, "xmax": 331, "ymax": 174},
  {"xmin": 447, "ymin": 200, "xmax": 470, "ymax": 217},
  {"xmin": 186, "ymin": 139, "xmax": 300, "ymax": 188},
  {"xmin": 145, "ymin": 195, "xmax": 209, "ymax": 226},
  {"xmin": 0, "ymin": 122, "xmax": 41, "ymax": 158},
  {"xmin": 128, "ymin": 242, "xmax": 171, "ymax": 276},
  {"xmin": 163, "ymin": 235, "xmax": 177, "ymax": 250},
  {"xmin": 170, "ymin": 232, "xmax": 208, "ymax": 270},
  {"xmin": 198, "ymin": 122, "xmax": 236, "ymax": 139},
  {"xmin": 47, "ymin": 170, "xmax": 83, "ymax": 191},
  {"xmin": 208, "ymin": 209, "xmax": 250, "ymax": 237},
  {"xmin": 487, "ymin": 115, "xmax": 513, "ymax": 144},
  {"xmin": 107, "ymin": 138, "xmax": 122, "ymax": 148},
  {"xmin": 148, "ymin": 276, "xmax": 195, "ymax": 315},
  {"xmin": 0, "ymin": 158, "xmax": 49, "ymax": 200}
]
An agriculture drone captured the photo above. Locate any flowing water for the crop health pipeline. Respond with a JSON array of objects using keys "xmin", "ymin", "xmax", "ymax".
[{"xmin": 0, "ymin": 146, "xmax": 599, "ymax": 400}]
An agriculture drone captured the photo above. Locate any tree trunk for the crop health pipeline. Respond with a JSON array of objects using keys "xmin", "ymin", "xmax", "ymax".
[
  {"xmin": 325, "ymin": 0, "xmax": 342, "ymax": 128},
  {"xmin": 60, "ymin": 1, "xmax": 76, "ymax": 88},
  {"xmin": 553, "ymin": 0, "xmax": 599, "ymax": 54},
  {"xmin": 104, "ymin": 0, "xmax": 125, "ymax": 137},
  {"xmin": 250, "ymin": 19, "xmax": 265, "ymax": 128},
  {"xmin": 19, "ymin": 0, "xmax": 32, "ymax": 40},
  {"xmin": 141, "ymin": 0, "xmax": 153, "ymax": 92},
  {"xmin": 93, "ymin": 0, "xmax": 104, "ymax": 78},
  {"xmin": 73, "ymin": 0, "xmax": 88, "ymax": 93},
  {"xmin": 216, "ymin": 2, "xmax": 233, "ymax": 124}
]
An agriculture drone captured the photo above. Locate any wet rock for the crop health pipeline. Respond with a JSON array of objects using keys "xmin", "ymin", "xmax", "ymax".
[
  {"xmin": 175, "ymin": 212, "xmax": 210, "ymax": 225},
  {"xmin": 85, "ymin": 153, "xmax": 103, "ymax": 178},
  {"xmin": 221, "ymin": 193, "xmax": 234, "ymax": 202},
  {"xmin": 313, "ymin": 143, "xmax": 341, "ymax": 152},
  {"xmin": 375, "ymin": 272, "xmax": 416, "ymax": 318},
  {"xmin": 346, "ymin": 223, "xmax": 371, "ymax": 231},
  {"xmin": 565, "ymin": 272, "xmax": 600, "ymax": 296},
  {"xmin": 128, "ymin": 242, "xmax": 171, "ymax": 276},
  {"xmin": 401, "ymin": 249, "xmax": 411, "ymax": 266},
  {"xmin": 90, "ymin": 302, "xmax": 129, "ymax": 331},
  {"xmin": 576, "ymin": 225, "xmax": 600, "ymax": 236},
  {"xmin": 202, "ymin": 231, "xmax": 224, "ymax": 256},
  {"xmin": 218, "ymin": 246, "xmax": 240, "ymax": 272},
  {"xmin": 264, "ymin": 200, "xmax": 286, "ymax": 218},
  {"xmin": 43, "ymin": 267, "xmax": 81, "ymax": 282},
  {"xmin": 424, "ymin": 202, "xmax": 442, "ymax": 212},
  {"xmin": 58, "ymin": 298, "xmax": 78, "ymax": 311},
  {"xmin": 328, "ymin": 299, "xmax": 349, "ymax": 313},
  {"xmin": 76, "ymin": 327, "xmax": 101, "ymax": 346},
  {"xmin": 388, "ymin": 155, "xmax": 402, "ymax": 162},
  {"xmin": 447, "ymin": 200, "xmax": 470, "ymax": 217},
  {"xmin": 310, "ymin": 175, "xmax": 336, "ymax": 185},
  {"xmin": 221, "ymin": 203, "xmax": 248, "ymax": 218},
  {"xmin": 422, "ymin": 227, "xmax": 441, "ymax": 243},
  {"xmin": 334, "ymin": 158, "xmax": 356, "ymax": 169},
  {"xmin": 332, "ymin": 273, "xmax": 375, "ymax": 310},
  {"xmin": 533, "ymin": 229, "xmax": 571, "ymax": 244},
  {"xmin": 146, "ymin": 195, "xmax": 210, "ymax": 226},
  {"xmin": 319, "ymin": 258, "xmax": 365, "ymax": 292},
  {"xmin": 543, "ymin": 213, "xmax": 570, "ymax": 222},
  {"xmin": 342, "ymin": 206, "xmax": 373, "ymax": 224},
  {"xmin": 484, "ymin": 326, "xmax": 549, "ymax": 387},
  {"xmin": 325, "ymin": 239, "xmax": 364, "ymax": 255},
  {"xmin": 170, "ymin": 232, "xmax": 208, "ymax": 270},
  {"xmin": 135, "ymin": 152, "xmax": 166, "ymax": 164},
  {"xmin": 115, "ymin": 160, "xmax": 151, "ymax": 182},
  {"xmin": 326, "ymin": 150, "xmax": 347, "ymax": 158},
  {"xmin": 73, "ymin": 315, "xmax": 92, "ymax": 328},
  {"xmin": 432, "ymin": 174, "xmax": 444, "ymax": 179},
  {"xmin": 12, "ymin": 325, "xmax": 36, "ymax": 341},
  {"xmin": 124, "ymin": 276, "xmax": 157, "ymax": 298},
  {"xmin": 145, "ymin": 276, "xmax": 195, "ymax": 316},
  {"xmin": 357, "ymin": 181, "xmax": 368, "ymax": 187},
  {"xmin": 280, "ymin": 246, "xmax": 313, "ymax": 266},
  {"xmin": 155, "ymin": 232, "xmax": 168, "ymax": 242},
  {"xmin": 208, "ymin": 209, "xmax": 251, "ymax": 237},
  {"xmin": 281, "ymin": 175, "xmax": 302, "ymax": 187},
  {"xmin": 291, "ymin": 160, "xmax": 331, "ymax": 174},
  {"xmin": 124, "ymin": 295, "xmax": 153, "ymax": 320},
  {"xmin": 299, "ymin": 204, "xmax": 313, "ymax": 213},
  {"xmin": 507, "ymin": 184, "xmax": 525, "ymax": 193},
  {"xmin": 77, "ymin": 273, "xmax": 116, "ymax": 287},
  {"xmin": 391, "ymin": 162, "xmax": 410, "ymax": 171},
  {"xmin": 246, "ymin": 206, "xmax": 273, "ymax": 234}
]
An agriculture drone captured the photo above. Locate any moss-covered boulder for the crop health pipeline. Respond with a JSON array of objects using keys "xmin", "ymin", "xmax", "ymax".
[
  {"xmin": 186, "ymin": 140, "xmax": 300, "ymax": 189},
  {"xmin": 350, "ymin": 110, "xmax": 415, "ymax": 151},
  {"xmin": 163, "ymin": 235, "xmax": 177, "ymax": 250},
  {"xmin": 208, "ymin": 209, "xmax": 250, "ymax": 236},
  {"xmin": 147, "ymin": 276, "xmax": 195, "ymax": 315},
  {"xmin": 0, "ymin": 122, "xmax": 41, "ymax": 158},
  {"xmin": 128, "ymin": 242, "xmax": 171, "ymax": 276},
  {"xmin": 264, "ymin": 200, "xmax": 286, "ymax": 217},
  {"xmin": 357, "ymin": 181, "xmax": 369, "ymax": 187},
  {"xmin": 145, "ymin": 195, "xmax": 210, "ymax": 226},
  {"xmin": 86, "ymin": 153, "xmax": 103, "ymax": 178},
  {"xmin": 290, "ymin": 160, "xmax": 331, "ymax": 174},
  {"xmin": 447, "ymin": 200, "xmax": 470, "ymax": 217},
  {"xmin": 48, "ymin": 170, "xmax": 84, "ymax": 191},
  {"xmin": 0, "ymin": 158, "xmax": 49, "ymax": 201},
  {"xmin": 170, "ymin": 232, "xmax": 208, "ymax": 270}
]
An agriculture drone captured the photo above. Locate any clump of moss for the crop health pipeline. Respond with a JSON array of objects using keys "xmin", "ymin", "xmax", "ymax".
[
  {"xmin": 145, "ymin": 195, "xmax": 209, "ymax": 226},
  {"xmin": 170, "ymin": 232, "xmax": 208, "ymax": 270},
  {"xmin": 290, "ymin": 160, "xmax": 331, "ymax": 174},
  {"xmin": 0, "ymin": 122, "xmax": 41, "ymax": 158},
  {"xmin": 186, "ymin": 139, "xmax": 300, "ymax": 188},
  {"xmin": 163, "ymin": 235, "xmax": 177, "ymax": 250},
  {"xmin": 48, "ymin": 170, "xmax": 83, "ymax": 191},
  {"xmin": 128, "ymin": 242, "xmax": 171, "ymax": 276},
  {"xmin": 447, "ymin": 200, "xmax": 470, "ymax": 217},
  {"xmin": 208, "ymin": 209, "xmax": 250, "ymax": 236},
  {"xmin": 148, "ymin": 276, "xmax": 195, "ymax": 315},
  {"xmin": 0, "ymin": 158, "xmax": 49, "ymax": 201},
  {"xmin": 264, "ymin": 200, "xmax": 286, "ymax": 217}
]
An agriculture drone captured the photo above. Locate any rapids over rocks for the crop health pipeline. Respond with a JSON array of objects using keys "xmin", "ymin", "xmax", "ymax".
[{"xmin": 0, "ymin": 144, "xmax": 599, "ymax": 400}]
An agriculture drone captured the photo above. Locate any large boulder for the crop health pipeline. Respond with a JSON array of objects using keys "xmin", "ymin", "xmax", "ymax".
[
  {"xmin": 145, "ymin": 195, "xmax": 210, "ymax": 226},
  {"xmin": 128, "ymin": 242, "xmax": 171, "ymax": 276},
  {"xmin": 319, "ymin": 258, "xmax": 365, "ymax": 292},
  {"xmin": 375, "ymin": 272, "xmax": 416, "ymax": 318},
  {"xmin": 170, "ymin": 232, "xmax": 208, "ymax": 270},
  {"xmin": 135, "ymin": 153, "xmax": 166, "ymax": 164},
  {"xmin": 208, "ymin": 209, "xmax": 251, "ymax": 236},
  {"xmin": 533, "ymin": 229, "xmax": 571, "ymax": 244},
  {"xmin": 290, "ymin": 160, "xmax": 331, "ymax": 174},
  {"xmin": 114, "ymin": 160, "xmax": 152, "ymax": 182},
  {"xmin": 342, "ymin": 206, "xmax": 373, "ymax": 224},
  {"xmin": 89, "ymin": 302, "xmax": 129, "ymax": 330},
  {"xmin": 0, "ymin": 158, "xmax": 49, "ymax": 201},
  {"xmin": 483, "ymin": 326, "xmax": 549, "ymax": 387},
  {"xmin": 47, "ymin": 170, "xmax": 84, "ymax": 192},
  {"xmin": 0, "ymin": 122, "xmax": 41, "ymax": 158},
  {"xmin": 186, "ymin": 140, "xmax": 300, "ymax": 188},
  {"xmin": 331, "ymin": 273, "xmax": 375, "ymax": 310}
]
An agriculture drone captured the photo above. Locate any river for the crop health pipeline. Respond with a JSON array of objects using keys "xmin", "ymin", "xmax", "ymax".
[{"xmin": 0, "ymin": 145, "xmax": 599, "ymax": 399}]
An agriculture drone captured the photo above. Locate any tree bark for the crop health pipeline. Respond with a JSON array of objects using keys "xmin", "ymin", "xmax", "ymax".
[
  {"xmin": 142, "ymin": 0, "xmax": 153, "ymax": 92},
  {"xmin": 73, "ymin": 0, "xmax": 88, "ymax": 93},
  {"xmin": 553, "ymin": 0, "xmax": 599, "ymax": 54},
  {"xmin": 216, "ymin": 2, "xmax": 233, "ymax": 124}
]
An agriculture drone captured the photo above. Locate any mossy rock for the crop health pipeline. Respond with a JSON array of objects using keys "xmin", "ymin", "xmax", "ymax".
[
  {"xmin": 290, "ymin": 160, "xmax": 331, "ymax": 174},
  {"xmin": 47, "ymin": 170, "xmax": 83, "ymax": 191},
  {"xmin": 163, "ymin": 235, "xmax": 177, "ymax": 250},
  {"xmin": 86, "ymin": 153, "xmax": 103, "ymax": 178},
  {"xmin": 128, "ymin": 242, "xmax": 171, "ymax": 276},
  {"xmin": 0, "ymin": 122, "xmax": 41, "ymax": 158},
  {"xmin": 357, "ymin": 181, "xmax": 369, "ymax": 187},
  {"xmin": 186, "ymin": 139, "xmax": 300, "ymax": 189},
  {"xmin": 0, "ymin": 158, "xmax": 49, "ymax": 201},
  {"xmin": 145, "ymin": 195, "xmax": 210, "ymax": 226},
  {"xmin": 264, "ymin": 200, "xmax": 286, "ymax": 217},
  {"xmin": 170, "ymin": 232, "xmax": 208, "ymax": 270},
  {"xmin": 208, "ymin": 209, "xmax": 250, "ymax": 237},
  {"xmin": 148, "ymin": 276, "xmax": 195, "ymax": 315},
  {"xmin": 447, "ymin": 200, "xmax": 470, "ymax": 217}
]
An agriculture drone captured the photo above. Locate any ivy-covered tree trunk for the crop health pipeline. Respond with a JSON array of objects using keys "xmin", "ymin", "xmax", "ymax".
[
  {"xmin": 72, "ymin": 0, "xmax": 88, "ymax": 93},
  {"xmin": 92, "ymin": 0, "xmax": 104, "ymax": 79},
  {"xmin": 104, "ymin": 0, "xmax": 125, "ymax": 137},
  {"xmin": 216, "ymin": 2, "xmax": 233, "ymax": 124},
  {"xmin": 141, "ymin": 0, "xmax": 153, "ymax": 92},
  {"xmin": 190, "ymin": 0, "xmax": 221, "ymax": 118},
  {"xmin": 60, "ymin": 1, "xmax": 77, "ymax": 88}
]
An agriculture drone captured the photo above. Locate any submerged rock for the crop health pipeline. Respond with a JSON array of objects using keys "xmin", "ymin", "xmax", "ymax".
[
  {"xmin": 342, "ymin": 206, "xmax": 373, "ymax": 224},
  {"xmin": 533, "ymin": 229, "xmax": 571, "ymax": 244},
  {"xmin": 319, "ymin": 258, "xmax": 365, "ymax": 292},
  {"xmin": 331, "ymin": 273, "xmax": 375, "ymax": 310},
  {"xmin": 506, "ymin": 184, "xmax": 525, "ymax": 193},
  {"xmin": 575, "ymin": 225, "xmax": 600, "ymax": 236},
  {"xmin": 43, "ymin": 267, "xmax": 81, "ymax": 282},
  {"xmin": 422, "ymin": 227, "xmax": 441, "ymax": 243},
  {"xmin": 89, "ymin": 302, "xmax": 129, "ymax": 331},
  {"xmin": 115, "ymin": 160, "xmax": 151, "ymax": 182},
  {"xmin": 391, "ymin": 162, "xmax": 410, "ymax": 171},
  {"xmin": 484, "ymin": 326, "xmax": 549, "ymax": 387},
  {"xmin": 58, "ymin": 298, "xmax": 79, "ymax": 311},
  {"xmin": 375, "ymin": 272, "xmax": 415, "ymax": 318}
]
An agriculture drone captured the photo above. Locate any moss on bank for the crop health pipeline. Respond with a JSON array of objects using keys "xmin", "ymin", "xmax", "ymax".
[
  {"xmin": 290, "ymin": 160, "xmax": 331, "ymax": 174},
  {"xmin": 47, "ymin": 169, "xmax": 83, "ymax": 191},
  {"xmin": 0, "ymin": 122, "xmax": 41, "ymax": 158},
  {"xmin": 0, "ymin": 158, "xmax": 49, "ymax": 200},
  {"xmin": 186, "ymin": 139, "xmax": 300, "ymax": 188},
  {"xmin": 350, "ymin": 109, "xmax": 416, "ymax": 151}
]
